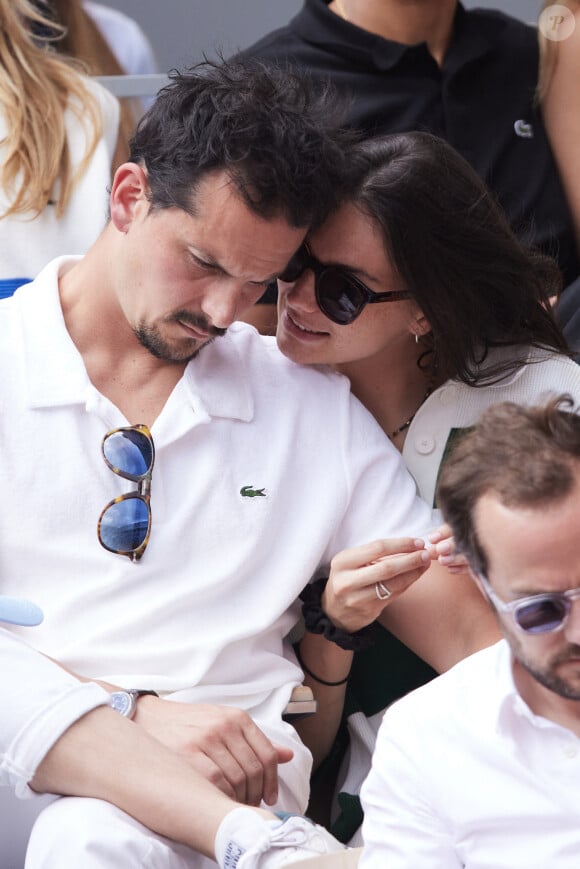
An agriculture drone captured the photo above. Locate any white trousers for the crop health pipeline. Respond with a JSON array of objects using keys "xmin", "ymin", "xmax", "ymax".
[
  {"xmin": 2, "ymin": 745, "xmax": 308, "ymax": 868},
  {"xmin": 25, "ymin": 797, "xmax": 216, "ymax": 868}
]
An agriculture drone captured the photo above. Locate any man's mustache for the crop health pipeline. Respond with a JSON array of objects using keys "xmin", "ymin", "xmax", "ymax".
[{"xmin": 168, "ymin": 310, "xmax": 227, "ymax": 338}]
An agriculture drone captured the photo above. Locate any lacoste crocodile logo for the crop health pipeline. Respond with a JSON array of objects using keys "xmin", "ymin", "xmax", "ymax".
[
  {"xmin": 514, "ymin": 119, "xmax": 533, "ymax": 139},
  {"xmin": 240, "ymin": 485, "xmax": 266, "ymax": 498}
]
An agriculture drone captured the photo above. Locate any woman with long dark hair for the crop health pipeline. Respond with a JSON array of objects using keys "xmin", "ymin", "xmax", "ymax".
[{"xmin": 277, "ymin": 131, "xmax": 580, "ymax": 843}]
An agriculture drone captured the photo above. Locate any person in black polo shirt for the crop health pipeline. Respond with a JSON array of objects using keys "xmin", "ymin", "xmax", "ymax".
[{"xmin": 239, "ymin": 0, "xmax": 579, "ymax": 330}]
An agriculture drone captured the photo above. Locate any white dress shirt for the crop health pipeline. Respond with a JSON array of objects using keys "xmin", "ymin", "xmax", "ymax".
[{"xmin": 360, "ymin": 640, "xmax": 580, "ymax": 868}]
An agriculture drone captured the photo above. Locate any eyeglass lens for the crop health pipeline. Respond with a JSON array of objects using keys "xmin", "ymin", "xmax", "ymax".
[
  {"xmin": 515, "ymin": 596, "xmax": 569, "ymax": 633},
  {"xmin": 99, "ymin": 427, "xmax": 154, "ymax": 558},
  {"xmin": 316, "ymin": 271, "xmax": 365, "ymax": 324},
  {"xmin": 102, "ymin": 428, "xmax": 153, "ymax": 479},
  {"xmin": 99, "ymin": 495, "xmax": 150, "ymax": 554},
  {"xmin": 279, "ymin": 246, "xmax": 367, "ymax": 324}
]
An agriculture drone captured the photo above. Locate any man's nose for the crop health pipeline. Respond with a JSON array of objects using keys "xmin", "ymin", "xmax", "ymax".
[
  {"xmin": 563, "ymin": 595, "xmax": 580, "ymax": 644},
  {"xmin": 201, "ymin": 283, "xmax": 244, "ymax": 330}
]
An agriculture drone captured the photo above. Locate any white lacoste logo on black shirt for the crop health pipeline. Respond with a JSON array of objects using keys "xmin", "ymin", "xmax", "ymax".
[{"xmin": 514, "ymin": 119, "xmax": 533, "ymax": 139}]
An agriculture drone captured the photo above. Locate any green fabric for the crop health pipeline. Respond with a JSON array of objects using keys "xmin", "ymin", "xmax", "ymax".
[
  {"xmin": 328, "ymin": 626, "xmax": 437, "ymax": 842},
  {"xmin": 345, "ymin": 624, "xmax": 436, "ymax": 719},
  {"xmin": 433, "ymin": 425, "xmax": 475, "ymax": 508},
  {"xmin": 332, "ymin": 792, "xmax": 364, "ymax": 843}
]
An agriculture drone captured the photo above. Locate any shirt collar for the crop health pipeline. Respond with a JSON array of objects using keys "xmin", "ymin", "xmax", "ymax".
[
  {"xmin": 293, "ymin": 1, "xmax": 496, "ymax": 73},
  {"xmin": 18, "ymin": 257, "xmax": 254, "ymax": 423},
  {"xmin": 495, "ymin": 641, "xmax": 566, "ymax": 736},
  {"xmin": 18, "ymin": 257, "xmax": 92, "ymax": 409}
]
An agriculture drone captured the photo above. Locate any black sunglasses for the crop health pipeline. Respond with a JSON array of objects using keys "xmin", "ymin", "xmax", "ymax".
[
  {"xmin": 479, "ymin": 575, "xmax": 580, "ymax": 634},
  {"xmin": 278, "ymin": 243, "xmax": 412, "ymax": 325},
  {"xmin": 98, "ymin": 425, "xmax": 154, "ymax": 562}
]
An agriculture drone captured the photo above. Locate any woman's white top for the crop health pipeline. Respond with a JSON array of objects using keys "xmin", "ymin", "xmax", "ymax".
[{"xmin": 0, "ymin": 76, "xmax": 120, "ymax": 281}]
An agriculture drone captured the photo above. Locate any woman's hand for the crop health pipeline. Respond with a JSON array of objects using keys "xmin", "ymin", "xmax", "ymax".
[
  {"xmin": 426, "ymin": 523, "xmax": 470, "ymax": 574},
  {"xmin": 322, "ymin": 537, "xmax": 432, "ymax": 633}
]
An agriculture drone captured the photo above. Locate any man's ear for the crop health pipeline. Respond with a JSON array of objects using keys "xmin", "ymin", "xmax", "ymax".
[{"xmin": 109, "ymin": 162, "xmax": 150, "ymax": 233}]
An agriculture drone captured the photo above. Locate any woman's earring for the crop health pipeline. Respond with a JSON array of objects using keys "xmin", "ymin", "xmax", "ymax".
[{"xmin": 414, "ymin": 333, "xmax": 419, "ymax": 345}]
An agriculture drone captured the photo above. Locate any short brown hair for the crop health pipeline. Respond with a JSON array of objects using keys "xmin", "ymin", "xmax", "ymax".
[{"xmin": 436, "ymin": 395, "xmax": 580, "ymax": 575}]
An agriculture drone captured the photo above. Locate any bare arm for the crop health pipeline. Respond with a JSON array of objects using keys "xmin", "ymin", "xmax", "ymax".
[
  {"xmin": 378, "ymin": 559, "xmax": 500, "ymax": 673},
  {"xmin": 31, "ymin": 706, "xmax": 270, "ymax": 859},
  {"xmin": 46, "ymin": 658, "xmax": 292, "ymax": 806},
  {"xmin": 293, "ymin": 632, "xmax": 352, "ymax": 770},
  {"xmin": 541, "ymin": 10, "xmax": 580, "ymax": 257}
]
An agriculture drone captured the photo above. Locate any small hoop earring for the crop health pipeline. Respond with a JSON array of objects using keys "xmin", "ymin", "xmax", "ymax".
[{"xmin": 414, "ymin": 333, "xmax": 419, "ymax": 345}]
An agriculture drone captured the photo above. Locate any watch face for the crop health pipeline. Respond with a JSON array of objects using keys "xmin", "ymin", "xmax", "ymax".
[{"xmin": 109, "ymin": 691, "xmax": 134, "ymax": 717}]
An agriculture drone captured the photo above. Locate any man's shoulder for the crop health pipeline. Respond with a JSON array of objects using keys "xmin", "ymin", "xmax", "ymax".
[
  {"xmin": 239, "ymin": 1, "xmax": 329, "ymax": 65},
  {"xmin": 462, "ymin": 5, "xmax": 537, "ymax": 51},
  {"xmin": 228, "ymin": 322, "xmax": 349, "ymax": 388},
  {"xmin": 240, "ymin": 25, "xmax": 300, "ymax": 60},
  {"xmin": 383, "ymin": 641, "xmax": 507, "ymax": 729}
]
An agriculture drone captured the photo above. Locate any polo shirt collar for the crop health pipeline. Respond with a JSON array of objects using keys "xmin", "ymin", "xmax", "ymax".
[
  {"xmin": 19, "ymin": 257, "xmax": 91, "ymax": 409},
  {"xmin": 292, "ymin": 1, "xmax": 494, "ymax": 73},
  {"xmin": 19, "ymin": 257, "xmax": 254, "ymax": 424},
  {"xmin": 182, "ymin": 328, "xmax": 254, "ymax": 422}
]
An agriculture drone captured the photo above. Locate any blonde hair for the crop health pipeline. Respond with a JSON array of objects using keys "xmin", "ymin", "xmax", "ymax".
[
  {"xmin": 0, "ymin": 0, "xmax": 103, "ymax": 219},
  {"xmin": 50, "ymin": 0, "xmax": 139, "ymax": 149},
  {"xmin": 537, "ymin": 0, "xmax": 579, "ymax": 99}
]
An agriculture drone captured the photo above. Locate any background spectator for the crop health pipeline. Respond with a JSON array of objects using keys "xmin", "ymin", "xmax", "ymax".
[
  {"xmin": 0, "ymin": 0, "xmax": 122, "ymax": 293},
  {"xmin": 239, "ymin": 0, "xmax": 578, "ymax": 331}
]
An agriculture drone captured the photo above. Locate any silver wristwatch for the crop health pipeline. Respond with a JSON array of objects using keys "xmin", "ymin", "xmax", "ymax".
[{"xmin": 108, "ymin": 689, "xmax": 158, "ymax": 719}]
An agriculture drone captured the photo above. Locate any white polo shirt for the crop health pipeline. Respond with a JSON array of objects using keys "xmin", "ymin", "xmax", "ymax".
[
  {"xmin": 0, "ymin": 258, "xmax": 433, "ymax": 802},
  {"xmin": 360, "ymin": 640, "xmax": 580, "ymax": 868}
]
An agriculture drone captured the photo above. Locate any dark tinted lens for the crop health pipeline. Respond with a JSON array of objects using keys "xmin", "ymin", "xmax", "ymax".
[
  {"xmin": 316, "ymin": 269, "xmax": 364, "ymax": 325},
  {"xmin": 99, "ymin": 496, "xmax": 150, "ymax": 553},
  {"xmin": 103, "ymin": 429, "xmax": 153, "ymax": 478},
  {"xmin": 515, "ymin": 596, "xmax": 568, "ymax": 633},
  {"xmin": 278, "ymin": 247, "xmax": 309, "ymax": 283}
]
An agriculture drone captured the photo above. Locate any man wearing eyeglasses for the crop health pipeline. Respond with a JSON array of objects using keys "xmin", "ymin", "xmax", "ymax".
[{"xmin": 359, "ymin": 396, "xmax": 580, "ymax": 868}]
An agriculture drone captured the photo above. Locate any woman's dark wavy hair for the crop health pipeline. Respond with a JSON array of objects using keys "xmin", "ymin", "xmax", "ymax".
[
  {"xmin": 342, "ymin": 132, "xmax": 570, "ymax": 384},
  {"xmin": 129, "ymin": 57, "xmax": 355, "ymax": 229}
]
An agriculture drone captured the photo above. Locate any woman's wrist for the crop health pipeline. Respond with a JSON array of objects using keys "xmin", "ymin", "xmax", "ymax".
[{"xmin": 300, "ymin": 577, "xmax": 376, "ymax": 650}]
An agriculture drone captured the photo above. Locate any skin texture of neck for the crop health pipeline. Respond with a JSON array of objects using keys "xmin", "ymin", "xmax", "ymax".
[
  {"xmin": 59, "ymin": 232, "xmax": 188, "ymax": 427},
  {"xmin": 338, "ymin": 336, "xmax": 436, "ymax": 448},
  {"xmin": 330, "ymin": 0, "xmax": 458, "ymax": 66}
]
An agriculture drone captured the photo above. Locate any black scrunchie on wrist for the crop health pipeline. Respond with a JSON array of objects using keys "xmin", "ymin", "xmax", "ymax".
[{"xmin": 300, "ymin": 577, "xmax": 375, "ymax": 651}]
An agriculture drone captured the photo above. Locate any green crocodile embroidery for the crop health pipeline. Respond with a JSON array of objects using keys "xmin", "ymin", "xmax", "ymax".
[{"xmin": 240, "ymin": 485, "xmax": 266, "ymax": 498}]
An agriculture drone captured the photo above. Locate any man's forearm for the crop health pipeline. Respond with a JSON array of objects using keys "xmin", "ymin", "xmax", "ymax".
[{"xmin": 31, "ymin": 705, "xmax": 261, "ymax": 858}]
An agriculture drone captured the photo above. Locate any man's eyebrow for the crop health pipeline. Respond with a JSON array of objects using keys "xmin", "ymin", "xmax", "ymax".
[{"xmin": 191, "ymin": 248, "xmax": 281, "ymax": 285}]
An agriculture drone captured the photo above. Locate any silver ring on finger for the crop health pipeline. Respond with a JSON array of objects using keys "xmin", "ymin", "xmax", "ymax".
[{"xmin": 375, "ymin": 581, "xmax": 392, "ymax": 601}]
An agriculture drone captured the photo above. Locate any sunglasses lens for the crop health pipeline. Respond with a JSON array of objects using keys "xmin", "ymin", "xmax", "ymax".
[
  {"xmin": 99, "ymin": 496, "xmax": 150, "ymax": 554},
  {"xmin": 103, "ymin": 429, "xmax": 153, "ymax": 478},
  {"xmin": 278, "ymin": 248, "xmax": 308, "ymax": 283},
  {"xmin": 515, "ymin": 596, "xmax": 568, "ymax": 633},
  {"xmin": 317, "ymin": 270, "xmax": 364, "ymax": 325}
]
